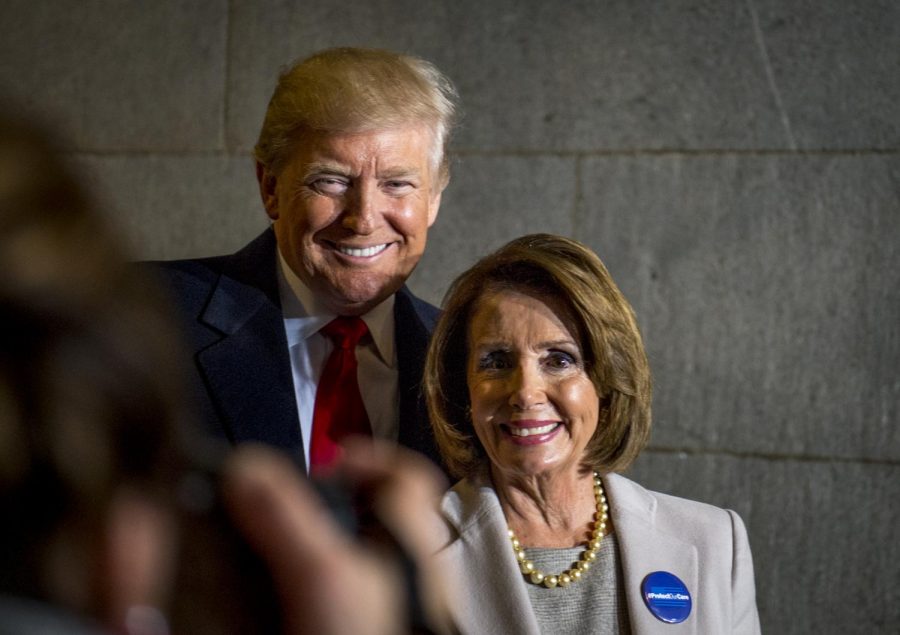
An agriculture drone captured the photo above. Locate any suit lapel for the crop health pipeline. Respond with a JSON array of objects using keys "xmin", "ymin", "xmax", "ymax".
[
  {"xmin": 604, "ymin": 474, "xmax": 698, "ymax": 634},
  {"xmin": 195, "ymin": 231, "xmax": 306, "ymax": 470},
  {"xmin": 190, "ymin": 238, "xmax": 439, "ymax": 473},
  {"xmin": 394, "ymin": 286, "xmax": 442, "ymax": 465}
]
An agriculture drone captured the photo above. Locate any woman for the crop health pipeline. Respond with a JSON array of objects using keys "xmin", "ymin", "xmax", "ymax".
[{"xmin": 425, "ymin": 234, "xmax": 760, "ymax": 634}]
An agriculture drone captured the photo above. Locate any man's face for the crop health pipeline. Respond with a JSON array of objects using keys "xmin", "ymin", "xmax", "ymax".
[{"xmin": 258, "ymin": 125, "xmax": 443, "ymax": 315}]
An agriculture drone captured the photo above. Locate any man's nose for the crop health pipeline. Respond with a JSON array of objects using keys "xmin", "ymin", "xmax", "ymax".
[
  {"xmin": 508, "ymin": 364, "xmax": 546, "ymax": 410},
  {"xmin": 342, "ymin": 183, "xmax": 380, "ymax": 234}
]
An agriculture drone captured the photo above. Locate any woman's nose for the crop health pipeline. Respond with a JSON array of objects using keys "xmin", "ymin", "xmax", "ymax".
[{"xmin": 508, "ymin": 364, "xmax": 545, "ymax": 410}]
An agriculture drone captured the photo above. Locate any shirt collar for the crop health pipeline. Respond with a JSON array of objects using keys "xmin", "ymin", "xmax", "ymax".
[{"xmin": 276, "ymin": 249, "xmax": 396, "ymax": 366}]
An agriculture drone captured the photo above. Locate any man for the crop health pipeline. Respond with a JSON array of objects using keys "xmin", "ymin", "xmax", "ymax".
[
  {"xmin": 0, "ymin": 107, "xmax": 452, "ymax": 635},
  {"xmin": 153, "ymin": 48, "xmax": 458, "ymax": 473}
]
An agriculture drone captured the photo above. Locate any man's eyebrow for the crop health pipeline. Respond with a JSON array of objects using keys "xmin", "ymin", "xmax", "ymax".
[
  {"xmin": 378, "ymin": 166, "xmax": 421, "ymax": 179},
  {"xmin": 301, "ymin": 162, "xmax": 351, "ymax": 177},
  {"xmin": 295, "ymin": 162, "xmax": 424, "ymax": 184}
]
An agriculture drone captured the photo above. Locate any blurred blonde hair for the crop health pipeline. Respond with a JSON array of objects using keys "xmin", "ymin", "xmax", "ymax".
[
  {"xmin": 254, "ymin": 47, "xmax": 459, "ymax": 187},
  {"xmin": 424, "ymin": 233, "xmax": 652, "ymax": 480}
]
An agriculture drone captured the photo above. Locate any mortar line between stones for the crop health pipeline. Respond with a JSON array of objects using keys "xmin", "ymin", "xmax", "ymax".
[
  {"xmin": 643, "ymin": 446, "xmax": 900, "ymax": 467},
  {"xmin": 572, "ymin": 155, "xmax": 584, "ymax": 236},
  {"xmin": 222, "ymin": 0, "xmax": 235, "ymax": 152},
  {"xmin": 456, "ymin": 147, "xmax": 900, "ymax": 157},
  {"xmin": 64, "ymin": 148, "xmax": 900, "ymax": 158},
  {"xmin": 745, "ymin": 0, "xmax": 798, "ymax": 150}
]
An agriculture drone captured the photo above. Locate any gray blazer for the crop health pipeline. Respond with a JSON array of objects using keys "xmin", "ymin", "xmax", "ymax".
[{"xmin": 437, "ymin": 472, "xmax": 760, "ymax": 634}]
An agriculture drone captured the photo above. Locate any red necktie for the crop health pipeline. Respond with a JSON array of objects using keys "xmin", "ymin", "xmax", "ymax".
[{"xmin": 309, "ymin": 316, "xmax": 372, "ymax": 475}]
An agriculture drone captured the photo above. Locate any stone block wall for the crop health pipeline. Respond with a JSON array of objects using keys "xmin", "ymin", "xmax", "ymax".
[{"xmin": 2, "ymin": 1, "xmax": 897, "ymax": 631}]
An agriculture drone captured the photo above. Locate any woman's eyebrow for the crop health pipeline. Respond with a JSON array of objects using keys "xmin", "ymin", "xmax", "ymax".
[
  {"xmin": 537, "ymin": 339, "xmax": 577, "ymax": 349},
  {"xmin": 470, "ymin": 339, "xmax": 576, "ymax": 351},
  {"xmin": 471, "ymin": 340, "xmax": 510, "ymax": 351}
]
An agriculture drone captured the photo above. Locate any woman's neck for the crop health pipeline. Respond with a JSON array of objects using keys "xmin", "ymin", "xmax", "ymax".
[{"xmin": 491, "ymin": 467, "xmax": 598, "ymax": 548}]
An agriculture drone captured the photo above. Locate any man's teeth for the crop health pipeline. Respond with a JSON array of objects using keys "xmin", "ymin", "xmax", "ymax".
[
  {"xmin": 508, "ymin": 423, "xmax": 559, "ymax": 437},
  {"xmin": 338, "ymin": 244, "xmax": 388, "ymax": 257}
]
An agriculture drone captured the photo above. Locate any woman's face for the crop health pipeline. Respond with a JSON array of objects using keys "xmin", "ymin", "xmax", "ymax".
[{"xmin": 466, "ymin": 288, "xmax": 600, "ymax": 482}]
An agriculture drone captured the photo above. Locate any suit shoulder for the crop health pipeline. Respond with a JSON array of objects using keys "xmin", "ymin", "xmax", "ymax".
[
  {"xmin": 144, "ymin": 254, "xmax": 228, "ymax": 285},
  {"xmin": 141, "ymin": 229, "xmax": 275, "ymax": 293},
  {"xmin": 141, "ymin": 256, "xmax": 228, "ymax": 311},
  {"xmin": 653, "ymin": 488, "xmax": 736, "ymax": 524},
  {"xmin": 606, "ymin": 473, "xmax": 744, "ymax": 543},
  {"xmin": 440, "ymin": 473, "xmax": 503, "ymax": 541},
  {"xmin": 397, "ymin": 286, "xmax": 441, "ymax": 329}
]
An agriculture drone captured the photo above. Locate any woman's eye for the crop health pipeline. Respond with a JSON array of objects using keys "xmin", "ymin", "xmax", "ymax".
[
  {"xmin": 476, "ymin": 352, "xmax": 510, "ymax": 371},
  {"xmin": 310, "ymin": 177, "xmax": 349, "ymax": 195},
  {"xmin": 545, "ymin": 351, "xmax": 577, "ymax": 370}
]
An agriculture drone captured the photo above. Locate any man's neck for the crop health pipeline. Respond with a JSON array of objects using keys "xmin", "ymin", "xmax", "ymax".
[{"xmin": 275, "ymin": 250, "xmax": 396, "ymax": 363}]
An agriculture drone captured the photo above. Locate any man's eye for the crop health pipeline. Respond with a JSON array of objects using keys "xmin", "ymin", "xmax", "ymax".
[
  {"xmin": 383, "ymin": 180, "xmax": 413, "ymax": 194},
  {"xmin": 310, "ymin": 177, "xmax": 348, "ymax": 195}
]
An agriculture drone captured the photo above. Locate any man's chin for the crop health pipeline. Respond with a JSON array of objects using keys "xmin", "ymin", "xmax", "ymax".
[{"xmin": 318, "ymin": 276, "xmax": 404, "ymax": 316}]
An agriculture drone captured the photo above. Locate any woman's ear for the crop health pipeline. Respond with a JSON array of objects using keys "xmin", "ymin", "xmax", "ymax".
[{"xmin": 100, "ymin": 488, "xmax": 178, "ymax": 632}]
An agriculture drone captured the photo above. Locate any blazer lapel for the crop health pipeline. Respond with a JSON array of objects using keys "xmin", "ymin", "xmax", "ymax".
[
  {"xmin": 604, "ymin": 474, "xmax": 698, "ymax": 635},
  {"xmin": 195, "ymin": 231, "xmax": 305, "ymax": 470},
  {"xmin": 438, "ymin": 478, "xmax": 541, "ymax": 635}
]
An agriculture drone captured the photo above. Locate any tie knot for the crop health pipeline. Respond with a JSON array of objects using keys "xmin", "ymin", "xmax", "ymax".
[{"xmin": 320, "ymin": 316, "xmax": 369, "ymax": 349}]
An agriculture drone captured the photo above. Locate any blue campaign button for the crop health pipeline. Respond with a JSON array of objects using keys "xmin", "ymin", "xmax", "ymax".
[{"xmin": 641, "ymin": 571, "xmax": 692, "ymax": 624}]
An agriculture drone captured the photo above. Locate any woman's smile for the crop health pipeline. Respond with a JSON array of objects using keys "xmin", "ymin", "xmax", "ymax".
[{"xmin": 501, "ymin": 420, "xmax": 563, "ymax": 445}]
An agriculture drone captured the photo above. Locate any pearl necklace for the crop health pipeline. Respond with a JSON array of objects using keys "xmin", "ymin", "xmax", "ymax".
[{"xmin": 507, "ymin": 472, "xmax": 608, "ymax": 589}]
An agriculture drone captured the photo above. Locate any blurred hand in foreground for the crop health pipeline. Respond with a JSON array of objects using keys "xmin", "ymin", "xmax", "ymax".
[{"xmin": 221, "ymin": 441, "xmax": 453, "ymax": 635}]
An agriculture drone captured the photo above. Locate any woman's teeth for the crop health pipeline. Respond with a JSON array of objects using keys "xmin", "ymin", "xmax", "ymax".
[{"xmin": 508, "ymin": 423, "xmax": 559, "ymax": 437}]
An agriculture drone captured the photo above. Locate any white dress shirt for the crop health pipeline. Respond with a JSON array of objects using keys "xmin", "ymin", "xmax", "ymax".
[{"xmin": 276, "ymin": 251, "xmax": 399, "ymax": 472}]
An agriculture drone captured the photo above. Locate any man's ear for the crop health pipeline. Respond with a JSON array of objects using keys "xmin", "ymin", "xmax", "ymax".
[
  {"xmin": 426, "ymin": 188, "xmax": 442, "ymax": 228},
  {"xmin": 427, "ymin": 166, "xmax": 450, "ymax": 227},
  {"xmin": 256, "ymin": 161, "xmax": 279, "ymax": 220}
]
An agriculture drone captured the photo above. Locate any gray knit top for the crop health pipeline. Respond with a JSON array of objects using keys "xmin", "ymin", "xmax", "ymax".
[{"xmin": 524, "ymin": 532, "xmax": 631, "ymax": 634}]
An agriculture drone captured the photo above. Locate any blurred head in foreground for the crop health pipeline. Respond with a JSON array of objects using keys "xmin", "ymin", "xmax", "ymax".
[
  {"xmin": 0, "ymin": 111, "xmax": 193, "ymax": 630},
  {"xmin": 0, "ymin": 108, "xmax": 457, "ymax": 635}
]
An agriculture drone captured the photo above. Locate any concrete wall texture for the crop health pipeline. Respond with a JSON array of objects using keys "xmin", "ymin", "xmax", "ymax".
[{"xmin": 2, "ymin": 1, "xmax": 897, "ymax": 632}]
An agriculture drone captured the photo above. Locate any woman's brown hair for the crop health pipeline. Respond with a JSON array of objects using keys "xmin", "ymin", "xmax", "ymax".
[{"xmin": 424, "ymin": 233, "xmax": 652, "ymax": 480}]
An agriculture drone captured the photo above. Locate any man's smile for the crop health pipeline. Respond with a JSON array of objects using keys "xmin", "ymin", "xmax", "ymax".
[{"xmin": 327, "ymin": 241, "xmax": 392, "ymax": 259}]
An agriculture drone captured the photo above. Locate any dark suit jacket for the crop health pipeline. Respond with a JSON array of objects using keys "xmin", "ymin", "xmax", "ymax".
[{"xmin": 149, "ymin": 228, "xmax": 442, "ymax": 472}]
